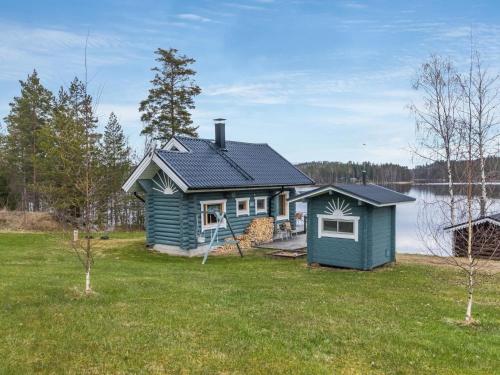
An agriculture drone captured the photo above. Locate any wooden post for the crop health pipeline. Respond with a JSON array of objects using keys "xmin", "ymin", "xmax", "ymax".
[{"xmin": 73, "ymin": 229, "xmax": 79, "ymax": 242}]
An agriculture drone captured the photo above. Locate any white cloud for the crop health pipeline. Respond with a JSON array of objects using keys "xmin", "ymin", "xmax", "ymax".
[
  {"xmin": 0, "ymin": 23, "xmax": 120, "ymax": 53},
  {"xmin": 205, "ymin": 83, "xmax": 289, "ymax": 104},
  {"xmin": 177, "ymin": 13, "xmax": 212, "ymax": 23},
  {"xmin": 341, "ymin": 1, "xmax": 368, "ymax": 10},
  {"xmin": 223, "ymin": 2, "xmax": 266, "ymax": 11},
  {"xmin": 0, "ymin": 22, "xmax": 125, "ymax": 82},
  {"xmin": 203, "ymin": 66, "xmax": 417, "ymax": 110}
]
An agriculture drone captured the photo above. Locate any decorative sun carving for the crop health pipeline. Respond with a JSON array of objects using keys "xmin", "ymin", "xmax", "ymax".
[
  {"xmin": 324, "ymin": 198, "xmax": 352, "ymax": 217},
  {"xmin": 152, "ymin": 171, "xmax": 178, "ymax": 195}
]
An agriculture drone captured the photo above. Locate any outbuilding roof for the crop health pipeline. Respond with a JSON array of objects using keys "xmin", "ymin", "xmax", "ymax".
[
  {"xmin": 122, "ymin": 135, "xmax": 314, "ymax": 193},
  {"xmin": 288, "ymin": 184, "xmax": 416, "ymax": 207},
  {"xmin": 444, "ymin": 212, "xmax": 500, "ymax": 231}
]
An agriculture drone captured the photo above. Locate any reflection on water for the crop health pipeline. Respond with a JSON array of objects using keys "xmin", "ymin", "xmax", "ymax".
[{"xmin": 296, "ymin": 184, "xmax": 500, "ymax": 255}]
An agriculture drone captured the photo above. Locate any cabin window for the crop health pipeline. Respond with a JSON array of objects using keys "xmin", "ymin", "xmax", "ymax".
[
  {"xmin": 322, "ymin": 219, "xmax": 354, "ymax": 234},
  {"xmin": 236, "ymin": 198, "xmax": 250, "ymax": 216},
  {"xmin": 200, "ymin": 199, "xmax": 227, "ymax": 231},
  {"xmin": 255, "ymin": 196, "xmax": 268, "ymax": 214},
  {"xmin": 276, "ymin": 191, "xmax": 290, "ymax": 220},
  {"xmin": 317, "ymin": 214, "xmax": 359, "ymax": 242}
]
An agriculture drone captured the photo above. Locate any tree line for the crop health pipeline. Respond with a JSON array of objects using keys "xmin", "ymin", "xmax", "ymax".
[
  {"xmin": 295, "ymin": 161, "xmax": 413, "ymax": 184},
  {"xmin": 296, "ymin": 156, "xmax": 499, "ymax": 185},
  {"xmin": 0, "ymin": 70, "xmax": 144, "ymax": 229},
  {"xmin": 0, "ymin": 47, "xmax": 201, "ymax": 233}
]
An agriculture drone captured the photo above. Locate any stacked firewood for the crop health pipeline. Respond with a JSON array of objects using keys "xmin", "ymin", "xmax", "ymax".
[{"xmin": 214, "ymin": 217, "xmax": 274, "ymax": 255}]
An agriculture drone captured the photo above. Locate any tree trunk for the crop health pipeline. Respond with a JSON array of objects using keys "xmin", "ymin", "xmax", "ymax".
[
  {"xmin": 85, "ymin": 266, "xmax": 91, "ymax": 295},
  {"xmin": 446, "ymin": 155, "xmax": 455, "ymax": 225},
  {"xmin": 479, "ymin": 150, "xmax": 487, "ymax": 217},
  {"xmin": 85, "ymin": 235, "xmax": 92, "ymax": 295},
  {"xmin": 465, "ymin": 269, "xmax": 474, "ymax": 323},
  {"xmin": 465, "ymin": 219, "xmax": 474, "ymax": 324}
]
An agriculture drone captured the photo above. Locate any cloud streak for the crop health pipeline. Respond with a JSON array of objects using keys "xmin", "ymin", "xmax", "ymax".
[{"xmin": 177, "ymin": 13, "xmax": 213, "ymax": 23}]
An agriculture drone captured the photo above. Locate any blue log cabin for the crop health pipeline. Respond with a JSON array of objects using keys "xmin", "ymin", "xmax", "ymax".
[
  {"xmin": 289, "ymin": 184, "xmax": 415, "ymax": 270},
  {"xmin": 122, "ymin": 120, "xmax": 314, "ymax": 256}
]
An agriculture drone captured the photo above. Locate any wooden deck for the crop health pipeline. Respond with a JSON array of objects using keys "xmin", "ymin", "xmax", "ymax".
[{"xmin": 256, "ymin": 234, "xmax": 307, "ymax": 251}]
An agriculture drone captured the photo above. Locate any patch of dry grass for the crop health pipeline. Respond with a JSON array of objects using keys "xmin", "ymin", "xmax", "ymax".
[
  {"xmin": 397, "ymin": 253, "xmax": 500, "ymax": 273},
  {"xmin": 0, "ymin": 210, "xmax": 60, "ymax": 231}
]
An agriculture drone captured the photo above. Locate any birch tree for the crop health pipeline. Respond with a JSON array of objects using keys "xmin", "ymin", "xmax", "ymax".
[
  {"xmin": 458, "ymin": 50, "xmax": 500, "ymax": 217},
  {"xmin": 410, "ymin": 56, "xmax": 462, "ymax": 225},
  {"xmin": 38, "ymin": 40, "xmax": 102, "ymax": 294},
  {"xmin": 415, "ymin": 52, "xmax": 499, "ymax": 324}
]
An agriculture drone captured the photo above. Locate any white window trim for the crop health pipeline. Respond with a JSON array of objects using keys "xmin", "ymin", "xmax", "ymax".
[
  {"xmin": 254, "ymin": 196, "xmax": 268, "ymax": 214},
  {"xmin": 276, "ymin": 191, "xmax": 290, "ymax": 221},
  {"xmin": 317, "ymin": 214, "xmax": 359, "ymax": 242},
  {"xmin": 235, "ymin": 197, "xmax": 250, "ymax": 217},
  {"xmin": 200, "ymin": 199, "xmax": 227, "ymax": 232}
]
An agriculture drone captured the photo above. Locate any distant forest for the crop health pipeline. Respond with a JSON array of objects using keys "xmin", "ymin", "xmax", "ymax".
[{"xmin": 296, "ymin": 156, "xmax": 500, "ymax": 184}]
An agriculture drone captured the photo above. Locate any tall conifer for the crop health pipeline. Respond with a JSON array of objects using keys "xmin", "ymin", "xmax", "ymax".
[
  {"xmin": 139, "ymin": 48, "xmax": 201, "ymax": 144},
  {"xmin": 3, "ymin": 70, "xmax": 54, "ymax": 210}
]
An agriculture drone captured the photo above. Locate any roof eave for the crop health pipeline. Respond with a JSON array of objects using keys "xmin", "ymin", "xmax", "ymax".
[
  {"xmin": 444, "ymin": 217, "xmax": 500, "ymax": 231},
  {"xmin": 288, "ymin": 185, "xmax": 415, "ymax": 207}
]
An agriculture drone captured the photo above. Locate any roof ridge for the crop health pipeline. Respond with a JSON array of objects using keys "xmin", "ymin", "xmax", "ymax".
[
  {"xmin": 202, "ymin": 139, "xmax": 254, "ymax": 181},
  {"xmin": 175, "ymin": 135, "xmax": 268, "ymax": 146}
]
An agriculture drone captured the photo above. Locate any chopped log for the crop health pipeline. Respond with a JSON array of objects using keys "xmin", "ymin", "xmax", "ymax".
[{"xmin": 214, "ymin": 217, "xmax": 275, "ymax": 255}]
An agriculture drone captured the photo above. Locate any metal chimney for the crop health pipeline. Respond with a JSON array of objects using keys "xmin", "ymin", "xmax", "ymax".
[
  {"xmin": 362, "ymin": 170, "xmax": 367, "ymax": 185},
  {"xmin": 214, "ymin": 118, "xmax": 226, "ymax": 149}
]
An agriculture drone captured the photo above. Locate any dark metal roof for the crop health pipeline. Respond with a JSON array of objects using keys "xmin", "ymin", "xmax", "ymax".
[
  {"xmin": 444, "ymin": 212, "xmax": 500, "ymax": 231},
  {"xmin": 289, "ymin": 184, "xmax": 416, "ymax": 206},
  {"xmin": 155, "ymin": 136, "xmax": 314, "ymax": 190}
]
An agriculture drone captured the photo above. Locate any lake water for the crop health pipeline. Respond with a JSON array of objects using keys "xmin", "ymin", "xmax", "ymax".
[{"xmin": 296, "ymin": 184, "xmax": 500, "ymax": 255}]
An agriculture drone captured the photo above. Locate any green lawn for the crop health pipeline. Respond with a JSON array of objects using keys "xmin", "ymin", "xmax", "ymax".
[{"xmin": 1, "ymin": 232, "xmax": 499, "ymax": 374}]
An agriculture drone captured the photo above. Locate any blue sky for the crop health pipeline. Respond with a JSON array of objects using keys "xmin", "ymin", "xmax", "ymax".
[{"xmin": 1, "ymin": 0, "xmax": 499, "ymax": 166}]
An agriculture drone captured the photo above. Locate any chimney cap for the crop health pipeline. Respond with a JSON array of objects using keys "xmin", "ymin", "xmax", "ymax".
[{"xmin": 213, "ymin": 118, "xmax": 226, "ymax": 122}]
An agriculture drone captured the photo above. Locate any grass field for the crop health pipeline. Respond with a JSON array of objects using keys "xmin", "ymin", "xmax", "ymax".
[{"xmin": 1, "ymin": 232, "xmax": 499, "ymax": 374}]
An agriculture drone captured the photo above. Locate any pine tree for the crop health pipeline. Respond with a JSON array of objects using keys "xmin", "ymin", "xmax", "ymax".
[
  {"xmin": 139, "ymin": 48, "xmax": 201, "ymax": 144},
  {"xmin": 0, "ymin": 127, "xmax": 11, "ymax": 208},
  {"xmin": 3, "ymin": 70, "xmax": 54, "ymax": 211},
  {"xmin": 100, "ymin": 112, "xmax": 131, "ymax": 227},
  {"xmin": 38, "ymin": 78, "xmax": 100, "ymax": 220}
]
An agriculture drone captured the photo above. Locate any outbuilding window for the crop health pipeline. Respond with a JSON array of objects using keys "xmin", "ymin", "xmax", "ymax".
[
  {"xmin": 317, "ymin": 214, "xmax": 359, "ymax": 241},
  {"xmin": 200, "ymin": 199, "xmax": 227, "ymax": 231},
  {"xmin": 255, "ymin": 196, "xmax": 268, "ymax": 214},
  {"xmin": 236, "ymin": 198, "xmax": 250, "ymax": 216}
]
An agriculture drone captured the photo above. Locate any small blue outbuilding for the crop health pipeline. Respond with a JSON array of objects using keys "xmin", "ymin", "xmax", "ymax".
[{"xmin": 289, "ymin": 184, "xmax": 415, "ymax": 270}]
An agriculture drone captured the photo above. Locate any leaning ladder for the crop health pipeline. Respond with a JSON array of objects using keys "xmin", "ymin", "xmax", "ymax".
[{"xmin": 202, "ymin": 211, "xmax": 243, "ymax": 264}]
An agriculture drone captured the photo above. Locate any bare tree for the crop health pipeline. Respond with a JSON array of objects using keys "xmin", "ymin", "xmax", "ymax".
[
  {"xmin": 415, "ymin": 52, "xmax": 499, "ymax": 324},
  {"xmin": 62, "ymin": 34, "xmax": 102, "ymax": 295},
  {"xmin": 458, "ymin": 49, "xmax": 500, "ymax": 217},
  {"xmin": 417, "ymin": 179, "xmax": 498, "ymax": 323},
  {"xmin": 410, "ymin": 55, "xmax": 462, "ymax": 225}
]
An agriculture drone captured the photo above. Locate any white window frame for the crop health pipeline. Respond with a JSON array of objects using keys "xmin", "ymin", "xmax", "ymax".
[
  {"xmin": 200, "ymin": 199, "xmax": 227, "ymax": 232},
  {"xmin": 254, "ymin": 196, "xmax": 268, "ymax": 215},
  {"xmin": 235, "ymin": 197, "xmax": 250, "ymax": 217},
  {"xmin": 276, "ymin": 191, "xmax": 290, "ymax": 221},
  {"xmin": 317, "ymin": 214, "xmax": 359, "ymax": 242}
]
